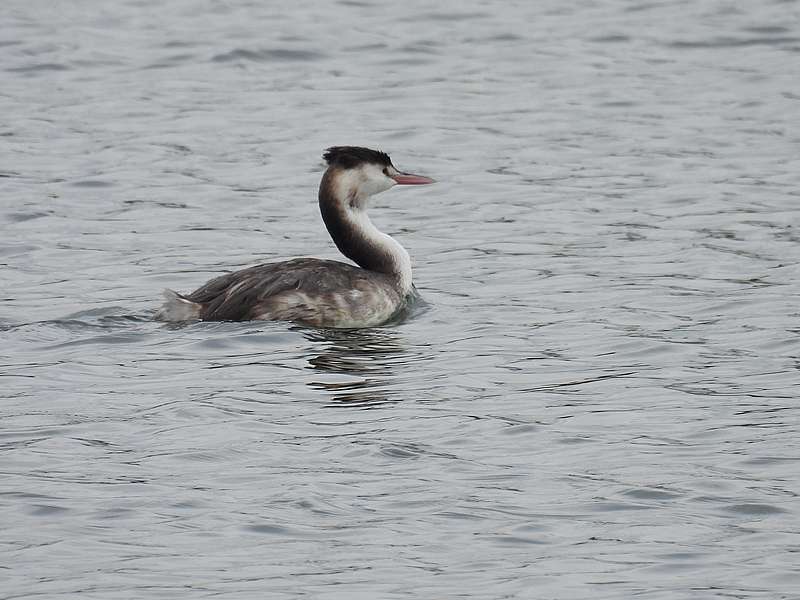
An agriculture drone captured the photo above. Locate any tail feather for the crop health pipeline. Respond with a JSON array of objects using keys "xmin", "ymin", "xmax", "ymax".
[{"xmin": 154, "ymin": 289, "xmax": 202, "ymax": 322}]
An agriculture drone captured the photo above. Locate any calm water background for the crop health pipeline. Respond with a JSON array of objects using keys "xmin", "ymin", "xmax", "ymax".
[{"xmin": 2, "ymin": 0, "xmax": 800, "ymax": 598}]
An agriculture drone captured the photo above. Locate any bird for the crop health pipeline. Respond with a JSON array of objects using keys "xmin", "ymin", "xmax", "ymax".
[{"xmin": 155, "ymin": 146, "xmax": 435, "ymax": 328}]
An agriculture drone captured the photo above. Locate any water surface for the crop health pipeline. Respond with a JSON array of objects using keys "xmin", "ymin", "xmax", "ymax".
[{"xmin": 2, "ymin": 0, "xmax": 800, "ymax": 598}]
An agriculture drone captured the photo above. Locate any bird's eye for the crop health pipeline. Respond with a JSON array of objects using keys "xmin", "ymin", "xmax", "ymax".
[{"xmin": 382, "ymin": 167, "xmax": 389, "ymax": 176}]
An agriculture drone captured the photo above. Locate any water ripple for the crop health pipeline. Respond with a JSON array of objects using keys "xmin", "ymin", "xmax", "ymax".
[
  {"xmin": 212, "ymin": 48, "xmax": 326, "ymax": 63},
  {"xmin": 2, "ymin": 0, "xmax": 799, "ymax": 599}
]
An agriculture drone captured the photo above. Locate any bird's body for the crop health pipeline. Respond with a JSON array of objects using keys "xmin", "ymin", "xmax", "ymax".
[
  {"xmin": 167, "ymin": 258, "xmax": 406, "ymax": 327},
  {"xmin": 155, "ymin": 146, "xmax": 434, "ymax": 328}
]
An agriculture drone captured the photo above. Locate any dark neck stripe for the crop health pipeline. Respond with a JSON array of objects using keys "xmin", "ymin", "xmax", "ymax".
[{"xmin": 318, "ymin": 169, "xmax": 397, "ymax": 277}]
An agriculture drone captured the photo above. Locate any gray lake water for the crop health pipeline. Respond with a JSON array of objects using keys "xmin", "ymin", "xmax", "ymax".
[{"xmin": 3, "ymin": 1, "xmax": 800, "ymax": 598}]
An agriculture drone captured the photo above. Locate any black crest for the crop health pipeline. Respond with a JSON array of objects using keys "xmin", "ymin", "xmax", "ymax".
[{"xmin": 323, "ymin": 146, "xmax": 392, "ymax": 169}]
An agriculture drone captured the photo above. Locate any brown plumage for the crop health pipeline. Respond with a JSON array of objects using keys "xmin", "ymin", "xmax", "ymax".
[{"xmin": 182, "ymin": 258, "xmax": 403, "ymax": 326}]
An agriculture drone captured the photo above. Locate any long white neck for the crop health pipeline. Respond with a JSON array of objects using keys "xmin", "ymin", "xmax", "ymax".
[
  {"xmin": 344, "ymin": 207, "xmax": 412, "ymax": 293},
  {"xmin": 319, "ymin": 170, "xmax": 413, "ymax": 295}
]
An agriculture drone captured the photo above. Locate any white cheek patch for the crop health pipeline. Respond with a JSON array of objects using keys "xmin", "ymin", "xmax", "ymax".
[
  {"xmin": 334, "ymin": 169, "xmax": 364, "ymax": 207},
  {"xmin": 335, "ymin": 164, "xmax": 395, "ymax": 205}
]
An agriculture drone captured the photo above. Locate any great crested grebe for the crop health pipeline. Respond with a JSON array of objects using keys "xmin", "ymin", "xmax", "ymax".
[{"xmin": 155, "ymin": 146, "xmax": 435, "ymax": 328}]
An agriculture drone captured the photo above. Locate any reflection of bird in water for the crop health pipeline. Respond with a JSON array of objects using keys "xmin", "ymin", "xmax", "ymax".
[{"xmin": 303, "ymin": 327, "xmax": 408, "ymax": 407}]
